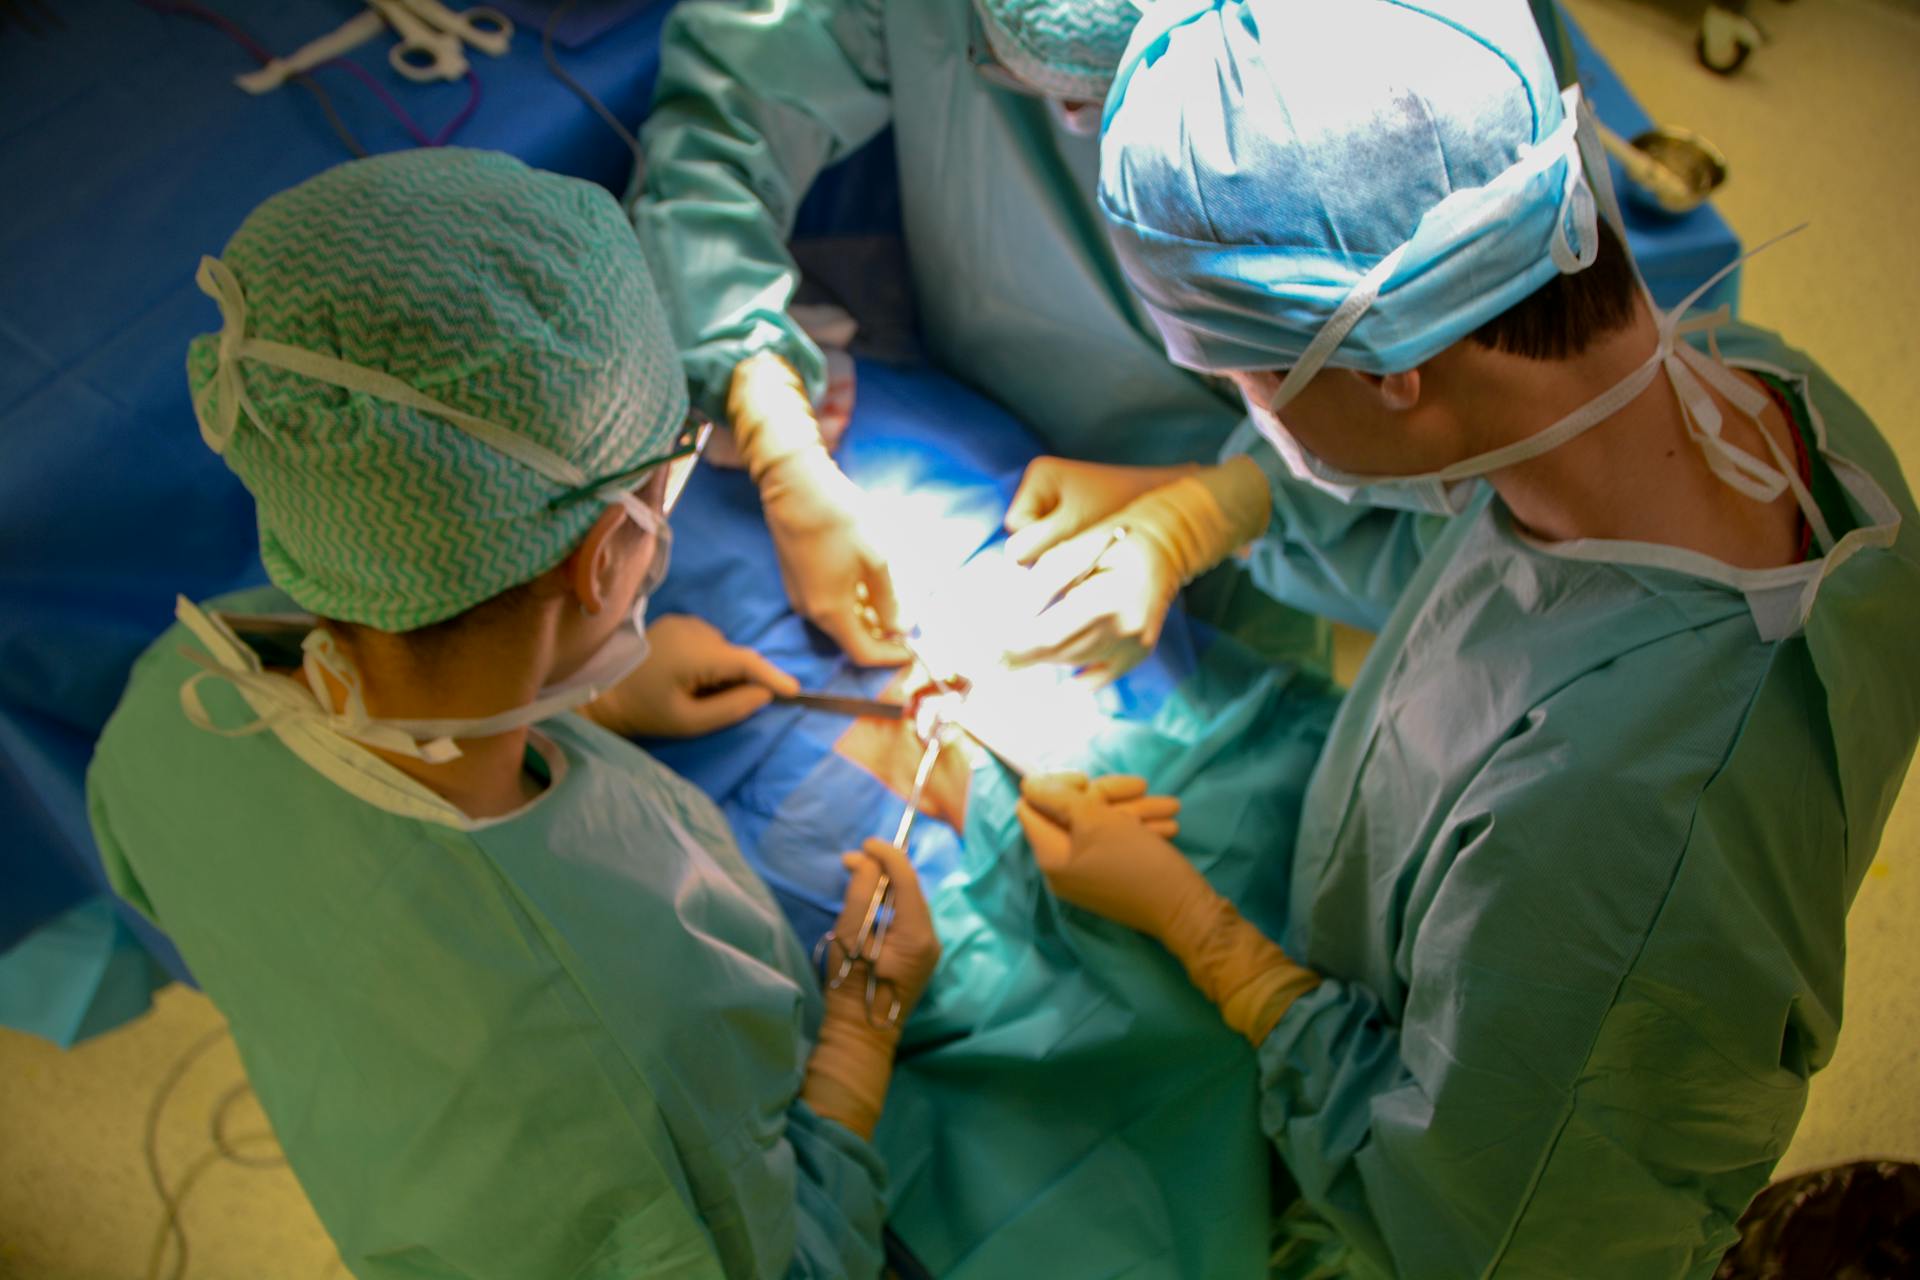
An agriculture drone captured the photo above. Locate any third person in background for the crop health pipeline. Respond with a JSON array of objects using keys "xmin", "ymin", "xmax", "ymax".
[{"xmin": 632, "ymin": 0, "xmax": 1574, "ymax": 662}]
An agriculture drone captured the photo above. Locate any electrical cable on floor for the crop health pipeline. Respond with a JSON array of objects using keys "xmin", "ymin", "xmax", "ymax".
[
  {"xmin": 142, "ymin": 1026, "xmax": 223, "ymax": 1280},
  {"xmin": 211, "ymin": 1080, "xmax": 287, "ymax": 1168},
  {"xmin": 542, "ymin": 0, "xmax": 645, "ymax": 173},
  {"xmin": 142, "ymin": 1027, "xmax": 291, "ymax": 1280}
]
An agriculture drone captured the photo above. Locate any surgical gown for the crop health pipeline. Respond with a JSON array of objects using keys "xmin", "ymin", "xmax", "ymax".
[
  {"xmin": 86, "ymin": 589, "xmax": 889, "ymax": 1280},
  {"xmin": 634, "ymin": 0, "xmax": 1241, "ymax": 466},
  {"xmin": 1234, "ymin": 323, "xmax": 1920, "ymax": 1277}
]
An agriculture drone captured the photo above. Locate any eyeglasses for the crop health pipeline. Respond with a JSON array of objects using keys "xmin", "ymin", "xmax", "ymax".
[
  {"xmin": 550, "ymin": 412, "xmax": 714, "ymax": 516},
  {"xmin": 967, "ymin": 10, "xmax": 1045, "ymax": 98}
]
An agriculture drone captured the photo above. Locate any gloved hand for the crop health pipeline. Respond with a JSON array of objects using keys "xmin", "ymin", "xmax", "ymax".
[
  {"xmin": 580, "ymin": 615, "xmax": 798, "ymax": 738},
  {"xmin": 1018, "ymin": 773, "xmax": 1317, "ymax": 1044},
  {"xmin": 801, "ymin": 839, "xmax": 942, "ymax": 1139},
  {"xmin": 1013, "ymin": 773, "xmax": 1182, "ymax": 864},
  {"xmin": 1015, "ymin": 773, "xmax": 1211, "ymax": 938},
  {"xmin": 729, "ymin": 352, "xmax": 908, "ymax": 666},
  {"xmin": 1004, "ymin": 456, "xmax": 1273, "ymax": 683},
  {"xmin": 1003, "ymin": 457, "xmax": 1194, "ymax": 566}
]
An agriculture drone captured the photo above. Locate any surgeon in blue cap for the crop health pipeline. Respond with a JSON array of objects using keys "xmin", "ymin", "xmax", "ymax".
[{"xmin": 1005, "ymin": 1, "xmax": 1920, "ymax": 1274}]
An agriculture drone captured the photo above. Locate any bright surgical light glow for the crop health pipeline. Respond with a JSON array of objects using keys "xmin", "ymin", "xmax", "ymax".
[{"xmin": 859, "ymin": 469, "xmax": 1119, "ymax": 778}]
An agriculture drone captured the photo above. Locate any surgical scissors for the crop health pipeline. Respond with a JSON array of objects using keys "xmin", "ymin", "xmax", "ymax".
[{"xmin": 368, "ymin": 0, "xmax": 513, "ymax": 83}]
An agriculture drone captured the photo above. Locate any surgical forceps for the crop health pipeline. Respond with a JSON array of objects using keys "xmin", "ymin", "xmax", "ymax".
[{"xmin": 814, "ymin": 704, "xmax": 951, "ymax": 1029}]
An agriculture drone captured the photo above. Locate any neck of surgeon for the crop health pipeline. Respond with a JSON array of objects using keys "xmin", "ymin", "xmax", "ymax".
[
  {"xmin": 1245, "ymin": 294, "xmax": 1806, "ymax": 572},
  {"xmin": 1467, "ymin": 300, "xmax": 1801, "ymax": 567},
  {"xmin": 307, "ymin": 608, "xmax": 558, "ymax": 817}
]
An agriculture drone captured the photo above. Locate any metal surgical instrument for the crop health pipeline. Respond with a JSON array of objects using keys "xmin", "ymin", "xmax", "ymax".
[
  {"xmin": 814, "ymin": 709, "xmax": 948, "ymax": 1029},
  {"xmin": 772, "ymin": 691, "xmax": 910, "ymax": 720},
  {"xmin": 1039, "ymin": 525, "xmax": 1130, "ymax": 615}
]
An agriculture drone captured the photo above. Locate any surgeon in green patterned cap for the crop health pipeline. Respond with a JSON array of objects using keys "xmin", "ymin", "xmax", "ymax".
[
  {"xmin": 86, "ymin": 148, "xmax": 941, "ymax": 1280},
  {"xmin": 634, "ymin": 0, "xmax": 1576, "ymax": 666}
]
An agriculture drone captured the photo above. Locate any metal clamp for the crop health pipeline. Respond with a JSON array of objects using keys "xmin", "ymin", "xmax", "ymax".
[{"xmin": 811, "ymin": 930, "xmax": 903, "ymax": 1030}]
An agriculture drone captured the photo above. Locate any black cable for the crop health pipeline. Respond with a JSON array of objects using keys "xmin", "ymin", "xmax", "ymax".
[
  {"xmin": 292, "ymin": 69, "xmax": 371, "ymax": 159},
  {"xmin": 542, "ymin": 0, "xmax": 645, "ymax": 173},
  {"xmin": 143, "ymin": 1026, "xmax": 228, "ymax": 1280},
  {"xmin": 211, "ymin": 1080, "xmax": 289, "ymax": 1169}
]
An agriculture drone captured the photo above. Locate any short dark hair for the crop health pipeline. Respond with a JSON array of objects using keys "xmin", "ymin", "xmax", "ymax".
[{"xmin": 1469, "ymin": 217, "xmax": 1639, "ymax": 361}]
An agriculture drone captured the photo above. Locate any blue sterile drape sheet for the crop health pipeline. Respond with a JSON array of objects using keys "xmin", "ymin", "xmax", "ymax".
[{"xmin": 0, "ymin": 0, "xmax": 1738, "ymax": 1054}]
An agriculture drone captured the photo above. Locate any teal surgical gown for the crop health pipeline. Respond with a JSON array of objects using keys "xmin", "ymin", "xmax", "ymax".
[
  {"xmin": 634, "ymin": 0, "xmax": 1242, "ymax": 465},
  {"xmin": 1233, "ymin": 323, "xmax": 1920, "ymax": 1277},
  {"xmin": 86, "ymin": 589, "xmax": 888, "ymax": 1280}
]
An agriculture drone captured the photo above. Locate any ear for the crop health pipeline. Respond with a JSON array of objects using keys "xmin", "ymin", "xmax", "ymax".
[
  {"xmin": 564, "ymin": 505, "xmax": 634, "ymax": 617},
  {"xmin": 1352, "ymin": 368, "xmax": 1422, "ymax": 413}
]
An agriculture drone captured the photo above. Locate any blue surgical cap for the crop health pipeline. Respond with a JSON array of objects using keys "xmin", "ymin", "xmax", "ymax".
[{"xmin": 1099, "ymin": 0, "xmax": 1598, "ymax": 392}]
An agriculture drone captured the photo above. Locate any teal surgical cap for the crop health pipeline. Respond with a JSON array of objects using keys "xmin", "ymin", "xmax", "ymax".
[
  {"xmin": 187, "ymin": 149, "xmax": 689, "ymax": 632},
  {"xmin": 1099, "ymin": 0, "xmax": 1599, "ymax": 394},
  {"xmin": 976, "ymin": 0, "xmax": 1145, "ymax": 101}
]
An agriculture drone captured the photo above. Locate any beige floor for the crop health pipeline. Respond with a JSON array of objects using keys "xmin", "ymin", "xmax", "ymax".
[{"xmin": 4, "ymin": 3, "xmax": 1918, "ymax": 1277}]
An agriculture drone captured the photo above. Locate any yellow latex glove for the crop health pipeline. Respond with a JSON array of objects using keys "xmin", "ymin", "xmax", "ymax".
[
  {"xmin": 581, "ymin": 615, "xmax": 799, "ymax": 737},
  {"xmin": 1018, "ymin": 773, "xmax": 1317, "ymax": 1044},
  {"xmin": 1003, "ymin": 457, "xmax": 1195, "ymax": 567},
  {"xmin": 801, "ymin": 839, "xmax": 942, "ymax": 1139},
  {"xmin": 1003, "ymin": 457, "xmax": 1272, "ymax": 682},
  {"xmin": 729, "ymin": 353, "xmax": 907, "ymax": 666}
]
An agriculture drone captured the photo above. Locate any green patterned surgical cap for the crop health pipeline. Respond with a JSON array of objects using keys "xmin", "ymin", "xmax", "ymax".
[
  {"xmin": 975, "ymin": 0, "xmax": 1143, "ymax": 101},
  {"xmin": 187, "ymin": 148, "xmax": 688, "ymax": 631}
]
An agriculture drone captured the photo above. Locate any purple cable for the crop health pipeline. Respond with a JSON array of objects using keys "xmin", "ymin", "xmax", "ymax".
[
  {"xmin": 136, "ymin": 0, "xmax": 481, "ymax": 149},
  {"xmin": 135, "ymin": 0, "xmax": 274, "ymax": 63},
  {"xmin": 320, "ymin": 59, "xmax": 482, "ymax": 149}
]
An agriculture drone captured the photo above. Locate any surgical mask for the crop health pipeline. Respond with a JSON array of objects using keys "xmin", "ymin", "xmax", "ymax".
[
  {"xmin": 1241, "ymin": 390, "xmax": 1476, "ymax": 517},
  {"xmin": 181, "ymin": 496, "xmax": 675, "ymax": 765},
  {"xmin": 1244, "ymin": 214, "xmax": 1825, "ymax": 531},
  {"xmin": 1048, "ymin": 98, "xmax": 1102, "ymax": 136}
]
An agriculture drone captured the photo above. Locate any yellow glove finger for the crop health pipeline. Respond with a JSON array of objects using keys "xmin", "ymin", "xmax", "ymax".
[
  {"xmin": 697, "ymin": 642, "xmax": 800, "ymax": 698},
  {"xmin": 1115, "ymin": 795, "xmax": 1181, "ymax": 824},
  {"xmin": 1004, "ymin": 515, "xmax": 1088, "ymax": 569},
  {"xmin": 836, "ymin": 849, "xmax": 886, "ymax": 924},
  {"xmin": 1002, "ymin": 608, "xmax": 1125, "ymax": 671},
  {"xmin": 1090, "ymin": 774, "xmax": 1149, "ymax": 803},
  {"xmin": 858, "ymin": 837, "xmax": 921, "ymax": 903},
  {"xmin": 811, "ymin": 601, "xmax": 909, "ymax": 668},
  {"xmin": 671, "ymin": 683, "xmax": 775, "ymax": 737},
  {"xmin": 1070, "ymin": 640, "xmax": 1153, "ymax": 688},
  {"xmin": 1018, "ymin": 773, "xmax": 1091, "ymax": 828},
  {"xmin": 855, "ymin": 559, "xmax": 908, "ymax": 645},
  {"xmin": 1004, "ymin": 460, "xmax": 1065, "ymax": 535},
  {"xmin": 1015, "ymin": 800, "xmax": 1071, "ymax": 869},
  {"xmin": 1023, "ymin": 525, "xmax": 1122, "ymax": 601}
]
